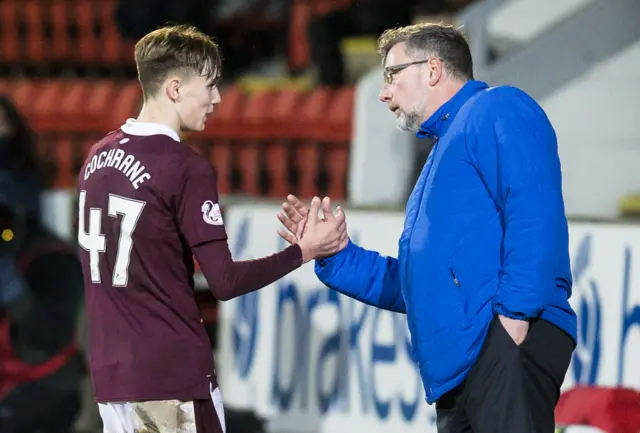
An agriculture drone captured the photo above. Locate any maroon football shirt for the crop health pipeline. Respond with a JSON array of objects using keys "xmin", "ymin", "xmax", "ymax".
[{"xmin": 77, "ymin": 120, "xmax": 300, "ymax": 403}]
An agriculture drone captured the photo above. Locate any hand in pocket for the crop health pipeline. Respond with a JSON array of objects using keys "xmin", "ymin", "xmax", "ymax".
[{"xmin": 498, "ymin": 315, "xmax": 530, "ymax": 346}]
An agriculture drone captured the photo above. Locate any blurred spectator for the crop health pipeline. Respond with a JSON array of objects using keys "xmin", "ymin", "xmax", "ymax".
[
  {"xmin": 308, "ymin": 0, "xmax": 413, "ymax": 86},
  {"xmin": 115, "ymin": 0, "xmax": 216, "ymax": 40},
  {"xmin": 0, "ymin": 96, "xmax": 45, "ymax": 219},
  {"xmin": 115, "ymin": 0, "xmax": 287, "ymax": 80},
  {"xmin": 0, "ymin": 178, "xmax": 84, "ymax": 431}
]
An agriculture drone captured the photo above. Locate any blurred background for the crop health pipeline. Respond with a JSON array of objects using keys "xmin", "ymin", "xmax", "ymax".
[{"xmin": 0, "ymin": 0, "xmax": 639, "ymax": 432}]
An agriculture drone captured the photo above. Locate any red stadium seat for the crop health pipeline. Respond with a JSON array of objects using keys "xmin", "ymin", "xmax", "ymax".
[
  {"xmin": 75, "ymin": 0, "xmax": 98, "ymax": 63},
  {"xmin": 293, "ymin": 87, "xmax": 334, "ymax": 199},
  {"xmin": 51, "ymin": 0, "xmax": 71, "ymax": 62},
  {"xmin": 242, "ymin": 90, "xmax": 276, "ymax": 140},
  {"xmin": 202, "ymin": 86, "xmax": 246, "ymax": 140},
  {"xmin": 0, "ymin": 78, "xmax": 145, "ymax": 190},
  {"xmin": 272, "ymin": 89, "xmax": 307, "ymax": 141},
  {"xmin": 321, "ymin": 86, "xmax": 354, "ymax": 142},
  {"xmin": 0, "ymin": 0, "xmax": 20, "ymax": 63},
  {"xmin": 54, "ymin": 137, "xmax": 74, "ymax": 189},
  {"xmin": 265, "ymin": 89, "xmax": 307, "ymax": 198},
  {"xmin": 60, "ymin": 81, "xmax": 98, "ymax": 132},
  {"xmin": 11, "ymin": 80, "xmax": 39, "ymax": 118},
  {"xmin": 58, "ymin": 80, "xmax": 117, "ymax": 134},
  {"xmin": 100, "ymin": 0, "xmax": 134, "ymax": 65},
  {"xmin": 2, "ymin": 0, "xmax": 137, "ymax": 71},
  {"xmin": 325, "ymin": 145, "xmax": 349, "ymax": 200},
  {"xmin": 288, "ymin": 0, "xmax": 312, "ymax": 71},
  {"xmin": 210, "ymin": 144, "xmax": 232, "ymax": 195},
  {"xmin": 201, "ymin": 86, "xmax": 246, "ymax": 195},
  {"xmin": 322, "ymin": 86, "xmax": 354, "ymax": 200},
  {"xmin": 81, "ymin": 138, "xmax": 98, "ymax": 162},
  {"xmin": 237, "ymin": 90, "xmax": 276, "ymax": 196},
  {"xmin": 84, "ymin": 81, "xmax": 118, "ymax": 132},
  {"xmin": 25, "ymin": 0, "xmax": 47, "ymax": 63},
  {"xmin": 111, "ymin": 83, "xmax": 143, "ymax": 129},
  {"xmin": 32, "ymin": 81, "xmax": 67, "ymax": 133}
]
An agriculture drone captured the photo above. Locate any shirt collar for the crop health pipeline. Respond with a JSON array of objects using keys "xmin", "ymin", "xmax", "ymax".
[
  {"xmin": 416, "ymin": 80, "xmax": 489, "ymax": 140},
  {"xmin": 121, "ymin": 118, "xmax": 181, "ymax": 142}
]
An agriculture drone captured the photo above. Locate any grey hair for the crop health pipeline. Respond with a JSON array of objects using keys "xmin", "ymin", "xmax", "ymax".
[{"xmin": 378, "ymin": 22, "xmax": 474, "ymax": 81}]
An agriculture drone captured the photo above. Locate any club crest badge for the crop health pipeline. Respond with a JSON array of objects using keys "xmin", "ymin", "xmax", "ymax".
[{"xmin": 201, "ymin": 200, "xmax": 223, "ymax": 226}]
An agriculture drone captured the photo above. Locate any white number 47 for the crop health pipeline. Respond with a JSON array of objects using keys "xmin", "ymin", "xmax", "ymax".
[{"xmin": 78, "ymin": 190, "xmax": 146, "ymax": 287}]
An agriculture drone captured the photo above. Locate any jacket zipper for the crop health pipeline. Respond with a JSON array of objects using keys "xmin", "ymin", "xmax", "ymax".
[
  {"xmin": 404, "ymin": 139, "xmax": 439, "ymax": 286},
  {"xmin": 450, "ymin": 269, "xmax": 460, "ymax": 287}
]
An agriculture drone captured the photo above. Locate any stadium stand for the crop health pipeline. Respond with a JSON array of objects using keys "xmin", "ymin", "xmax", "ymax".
[
  {"xmin": 0, "ymin": 0, "xmax": 134, "ymax": 75},
  {"xmin": 0, "ymin": 0, "xmax": 358, "ymax": 200},
  {"xmin": 0, "ymin": 78, "xmax": 354, "ymax": 199}
]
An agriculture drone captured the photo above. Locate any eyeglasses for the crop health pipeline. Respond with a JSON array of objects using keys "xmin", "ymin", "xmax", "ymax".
[{"xmin": 383, "ymin": 58, "xmax": 435, "ymax": 84}]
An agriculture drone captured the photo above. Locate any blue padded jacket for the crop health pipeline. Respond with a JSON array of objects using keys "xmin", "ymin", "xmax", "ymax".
[{"xmin": 315, "ymin": 80, "xmax": 577, "ymax": 403}]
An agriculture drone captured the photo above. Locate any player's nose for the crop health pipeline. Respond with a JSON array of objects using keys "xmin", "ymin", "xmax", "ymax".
[{"xmin": 211, "ymin": 87, "xmax": 221, "ymax": 105}]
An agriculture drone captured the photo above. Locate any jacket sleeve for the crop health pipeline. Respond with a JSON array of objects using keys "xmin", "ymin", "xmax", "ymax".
[
  {"xmin": 314, "ymin": 240, "xmax": 406, "ymax": 313},
  {"xmin": 469, "ymin": 89, "xmax": 568, "ymax": 320}
]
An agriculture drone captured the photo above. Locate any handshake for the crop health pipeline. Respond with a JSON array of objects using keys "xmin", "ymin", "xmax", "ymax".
[{"xmin": 276, "ymin": 194, "xmax": 349, "ymax": 264}]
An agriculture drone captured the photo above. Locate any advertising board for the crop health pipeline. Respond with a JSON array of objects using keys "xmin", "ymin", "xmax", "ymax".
[{"xmin": 217, "ymin": 205, "xmax": 640, "ymax": 433}]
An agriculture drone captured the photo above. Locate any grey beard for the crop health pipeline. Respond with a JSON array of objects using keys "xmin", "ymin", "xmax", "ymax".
[{"xmin": 395, "ymin": 110, "xmax": 422, "ymax": 133}]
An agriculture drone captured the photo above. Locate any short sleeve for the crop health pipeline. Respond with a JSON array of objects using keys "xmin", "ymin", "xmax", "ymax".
[{"xmin": 176, "ymin": 157, "xmax": 228, "ymax": 247}]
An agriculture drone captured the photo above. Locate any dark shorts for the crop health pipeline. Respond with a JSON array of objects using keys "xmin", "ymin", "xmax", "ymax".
[
  {"xmin": 436, "ymin": 315, "xmax": 574, "ymax": 433},
  {"xmin": 194, "ymin": 388, "xmax": 226, "ymax": 433}
]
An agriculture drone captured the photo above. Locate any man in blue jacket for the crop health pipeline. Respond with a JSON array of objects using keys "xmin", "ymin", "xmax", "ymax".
[{"xmin": 278, "ymin": 22, "xmax": 577, "ymax": 433}]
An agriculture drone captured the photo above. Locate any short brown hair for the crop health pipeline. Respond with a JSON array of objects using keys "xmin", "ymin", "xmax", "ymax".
[
  {"xmin": 378, "ymin": 23, "xmax": 473, "ymax": 81},
  {"xmin": 134, "ymin": 25, "xmax": 222, "ymax": 99}
]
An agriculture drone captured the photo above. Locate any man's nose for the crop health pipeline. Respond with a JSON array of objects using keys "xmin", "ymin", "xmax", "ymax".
[{"xmin": 379, "ymin": 86, "xmax": 391, "ymax": 103}]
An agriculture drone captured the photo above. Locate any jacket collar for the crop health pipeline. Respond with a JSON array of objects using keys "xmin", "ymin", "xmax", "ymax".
[{"xmin": 416, "ymin": 80, "xmax": 489, "ymax": 140}]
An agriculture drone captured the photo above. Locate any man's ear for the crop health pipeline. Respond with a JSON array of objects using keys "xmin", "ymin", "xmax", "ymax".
[
  {"xmin": 427, "ymin": 58, "xmax": 444, "ymax": 86},
  {"xmin": 165, "ymin": 77, "xmax": 181, "ymax": 102}
]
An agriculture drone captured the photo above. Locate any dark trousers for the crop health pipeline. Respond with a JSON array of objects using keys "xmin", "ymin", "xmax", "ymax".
[
  {"xmin": 436, "ymin": 316, "xmax": 574, "ymax": 433},
  {"xmin": 0, "ymin": 381, "xmax": 81, "ymax": 433}
]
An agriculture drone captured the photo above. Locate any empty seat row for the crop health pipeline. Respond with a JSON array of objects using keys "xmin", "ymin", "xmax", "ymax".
[
  {"xmin": 0, "ymin": 79, "xmax": 354, "ymax": 141},
  {"xmin": 0, "ymin": 79, "xmax": 141, "ymax": 133},
  {"xmin": 188, "ymin": 85, "xmax": 354, "ymax": 199},
  {"xmin": 0, "ymin": 79, "xmax": 354, "ymax": 199},
  {"xmin": 0, "ymin": 0, "xmax": 135, "ymax": 68}
]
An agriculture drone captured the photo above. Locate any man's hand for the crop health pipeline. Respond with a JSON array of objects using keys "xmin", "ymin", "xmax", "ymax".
[
  {"xmin": 277, "ymin": 194, "xmax": 309, "ymax": 243},
  {"xmin": 277, "ymin": 195, "xmax": 348, "ymax": 263},
  {"xmin": 498, "ymin": 315, "xmax": 530, "ymax": 346}
]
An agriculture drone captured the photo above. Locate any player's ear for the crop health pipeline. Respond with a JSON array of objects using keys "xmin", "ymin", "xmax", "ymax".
[{"xmin": 165, "ymin": 77, "xmax": 182, "ymax": 103}]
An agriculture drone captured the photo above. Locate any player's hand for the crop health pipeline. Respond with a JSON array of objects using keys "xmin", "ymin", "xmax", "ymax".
[
  {"xmin": 279, "ymin": 196, "xmax": 348, "ymax": 263},
  {"xmin": 498, "ymin": 315, "xmax": 530, "ymax": 346},
  {"xmin": 298, "ymin": 196, "xmax": 348, "ymax": 262},
  {"xmin": 277, "ymin": 194, "xmax": 309, "ymax": 244}
]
